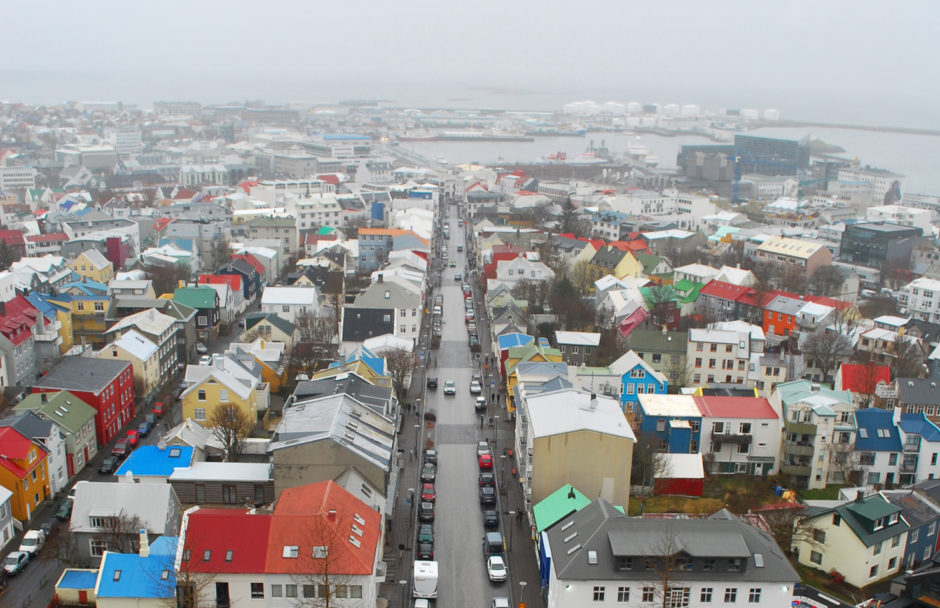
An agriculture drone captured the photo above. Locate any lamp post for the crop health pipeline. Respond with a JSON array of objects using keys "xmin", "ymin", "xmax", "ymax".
[
  {"xmin": 506, "ymin": 510, "xmax": 515, "ymax": 551},
  {"xmin": 398, "ymin": 579, "xmax": 407, "ymax": 608},
  {"xmin": 520, "ymin": 581, "xmax": 528, "ymax": 607}
]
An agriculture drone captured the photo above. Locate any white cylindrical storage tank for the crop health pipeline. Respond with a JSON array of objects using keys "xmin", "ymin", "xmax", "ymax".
[
  {"xmin": 602, "ymin": 101, "xmax": 626, "ymax": 115},
  {"xmin": 762, "ymin": 108, "xmax": 781, "ymax": 121},
  {"xmin": 663, "ymin": 103, "xmax": 681, "ymax": 116}
]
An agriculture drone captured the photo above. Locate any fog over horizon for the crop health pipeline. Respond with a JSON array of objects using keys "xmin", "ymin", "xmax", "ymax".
[{"xmin": 1, "ymin": 0, "xmax": 937, "ymax": 128}]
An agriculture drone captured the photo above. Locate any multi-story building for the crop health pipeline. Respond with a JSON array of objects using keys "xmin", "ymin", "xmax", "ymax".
[
  {"xmin": 0, "ymin": 410, "xmax": 68, "ymax": 496},
  {"xmin": 545, "ymin": 499, "xmax": 799, "ymax": 608},
  {"xmin": 554, "ymin": 331, "xmax": 600, "ymax": 367},
  {"xmin": 771, "ymin": 380, "xmax": 856, "ymax": 489},
  {"xmin": 15, "ymin": 391, "xmax": 98, "ymax": 478},
  {"xmin": 735, "ymin": 134, "xmax": 809, "ymax": 176},
  {"xmin": 68, "ymin": 249, "xmax": 114, "ymax": 283},
  {"xmin": 754, "ymin": 236, "xmax": 833, "ymax": 277},
  {"xmin": 608, "ymin": 350, "xmax": 668, "ymax": 414},
  {"xmin": 839, "ymin": 222, "xmax": 922, "ymax": 269},
  {"xmin": 106, "ymin": 307, "xmax": 180, "ymax": 381},
  {"xmin": 350, "ymin": 277, "xmax": 421, "ymax": 345},
  {"xmin": 696, "ymin": 396, "xmax": 781, "ymax": 476},
  {"xmin": 866, "ymin": 205, "xmax": 933, "ymax": 233},
  {"xmin": 32, "ymin": 357, "xmax": 135, "ymax": 445},
  {"xmin": 854, "ymin": 408, "xmax": 903, "ymax": 487},
  {"xmin": 181, "ymin": 352, "xmax": 264, "ymax": 428},
  {"xmin": 898, "ymin": 413, "xmax": 940, "ymax": 485},
  {"xmin": 899, "ymin": 277, "xmax": 940, "ymax": 323},
  {"xmin": 63, "ymin": 217, "xmax": 140, "ymax": 257},
  {"xmin": 833, "ymin": 166, "xmax": 904, "ymax": 206},
  {"xmin": 0, "ymin": 427, "xmax": 49, "ymax": 521},
  {"xmin": 250, "ymin": 179, "xmax": 336, "ymax": 205},
  {"xmin": 246, "ymin": 217, "xmax": 298, "ymax": 258},
  {"xmin": 635, "ymin": 394, "xmax": 702, "ymax": 453},
  {"xmin": 97, "ymin": 330, "xmax": 161, "ymax": 399},
  {"xmin": 261, "ymin": 286, "xmax": 322, "ymax": 325},
  {"xmin": 762, "ymin": 295, "xmax": 803, "ymax": 342},
  {"xmin": 625, "ymin": 329, "xmax": 688, "ymax": 382},
  {"xmin": 0, "ymin": 166, "xmax": 37, "ymax": 190},
  {"xmin": 687, "ymin": 326, "xmax": 758, "ymax": 388},
  {"xmin": 294, "ymin": 195, "xmax": 346, "ymax": 230}
]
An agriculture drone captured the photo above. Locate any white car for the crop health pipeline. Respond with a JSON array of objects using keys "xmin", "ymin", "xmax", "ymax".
[
  {"xmin": 491, "ymin": 597, "xmax": 510, "ymax": 608},
  {"xmin": 18, "ymin": 529, "xmax": 46, "ymax": 556},
  {"xmin": 469, "ymin": 380, "xmax": 482, "ymax": 395},
  {"xmin": 2, "ymin": 551, "xmax": 29, "ymax": 576},
  {"xmin": 487, "ymin": 555, "xmax": 507, "ymax": 582},
  {"xmin": 199, "ymin": 354, "xmax": 212, "ymax": 365},
  {"xmin": 443, "ymin": 381, "xmax": 456, "ymax": 395}
]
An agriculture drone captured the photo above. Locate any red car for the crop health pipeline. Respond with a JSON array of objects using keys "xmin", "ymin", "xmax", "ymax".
[
  {"xmin": 421, "ymin": 483, "xmax": 436, "ymax": 502},
  {"xmin": 478, "ymin": 453, "xmax": 493, "ymax": 470},
  {"xmin": 152, "ymin": 402, "xmax": 164, "ymax": 417},
  {"xmin": 126, "ymin": 429, "xmax": 140, "ymax": 447}
]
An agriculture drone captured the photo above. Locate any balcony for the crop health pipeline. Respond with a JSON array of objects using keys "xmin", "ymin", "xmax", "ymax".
[
  {"xmin": 904, "ymin": 441, "xmax": 921, "ymax": 453},
  {"xmin": 901, "ymin": 461, "xmax": 918, "ymax": 473},
  {"xmin": 780, "ymin": 462, "xmax": 812, "ymax": 476},
  {"xmin": 783, "ymin": 440, "xmax": 815, "ymax": 457},
  {"xmin": 712, "ymin": 432, "xmax": 753, "ymax": 446},
  {"xmin": 784, "ymin": 420, "xmax": 818, "ymax": 435}
]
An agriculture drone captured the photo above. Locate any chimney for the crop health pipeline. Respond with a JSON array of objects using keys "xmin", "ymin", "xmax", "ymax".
[
  {"xmin": 589, "ymin": 393, "xmax": 598, "ymax": 410},
  {"xmin": 855, "ymin": 490, "xmax": 865, "ymax": 503},
  {"xmin": 40, "ymin": 393, "xmax": 47, "ymax": 403},
  {"xmin": 377, "ymin": 274, "xmax": 383, "ymax": 283},
  {"xmin": 139, "ymin": 529, "xmax": 150, "ymax": 557},
  {"xmin": 327, "ymin": 509, "xmax": 337, "ymax": 521}
]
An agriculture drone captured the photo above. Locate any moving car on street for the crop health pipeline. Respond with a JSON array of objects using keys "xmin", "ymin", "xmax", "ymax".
[{"xmin": 443, "ymin": 381, "xmax": 456, "ymax": 395}]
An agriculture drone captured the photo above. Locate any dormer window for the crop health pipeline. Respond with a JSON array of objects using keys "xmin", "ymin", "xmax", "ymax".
[
  {"xmin": 616, "ymin": 557, "xmax": 632, "ymax": 571},
  {"xmin": 889, "ymin": 513, "xmax": 899, "ymax": 526},
  {"xmin": 873, "ymin": 517, "xmax": 885, "ymax": 531}
]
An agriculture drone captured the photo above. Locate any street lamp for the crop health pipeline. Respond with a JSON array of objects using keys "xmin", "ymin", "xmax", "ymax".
[
  {"xmin": 506, "ymin": 510, "xmax": 515, "ymax": 551},
  {"xmin": 398, "ymin": 579, "xmax": 408, "ymax": 608},
  {"xmin": 520, "ymin": 581, "xmax": 528, "ymax": 607}
]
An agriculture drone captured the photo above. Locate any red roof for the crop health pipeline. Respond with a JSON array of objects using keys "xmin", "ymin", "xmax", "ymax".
[
  {"xmin": 233, "ymin": 253, "xmax": 265, "ymax": 275},
  {"xmin": 26, "ymin": 232, "xmax": 68, "ymax": 243},
  {"xmin": 0, "ymin": 427, "xmax": 44, "ymax": 479},
  {"xmin": 199, "ymin": 274, "xmax": 242, "ymax": 292},
  {"xmin": 315, "ymin": 174, "xmax": 340, "ymax": 186},
  {"xmin": 181, "ymin": 508, "xmax": 272, "ymax": 574},
  {"xmin": 805, "ymin": 294, "xmax": 853, "ymax": 311},
  {"xmin": 694, "ymin": 396, "xmax": 778, "ymax": 419},
  {"xmin": 699, "ymin": 280, "xmax": 752, "ymax": 300},
  {"xmin": 0, "ymin": 295, "xmax": 42, "ymax": 345},
  {"xmin": 172, "ymin": 188, "xmax": 199, "ymax": 200},
  {"xmin": 152, "ymin": 217, "xmax": 172, "ymax": 232},
  {"xmin": 238, "ymin": 179, "xmax": 260, "ymax": 193},
  {"xmin": 837, "ymin": 363, "xmax": 891, "ymax": 394},
  {"xmin": 0, "ymin": 229, "xmax": 25, "ymax": 247}
]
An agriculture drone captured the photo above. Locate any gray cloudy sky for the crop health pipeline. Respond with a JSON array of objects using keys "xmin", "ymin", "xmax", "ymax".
[{"xmin": 1, "ymin": 0, "xmax": 936, "ymax": 125}]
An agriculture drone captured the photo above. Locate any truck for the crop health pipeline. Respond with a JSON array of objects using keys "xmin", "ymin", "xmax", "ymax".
[{"xmin": 413, "ymin": 560, "xmax": 439, "ymax": 599}]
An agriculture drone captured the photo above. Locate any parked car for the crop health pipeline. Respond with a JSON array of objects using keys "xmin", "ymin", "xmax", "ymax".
[
  {"xmin": 421, "ymin": 463, "xmax": 437, "ymax": 483},
  {"xmin": 478, "ymin": 453, "xmax": 493, "ymax": 470},
  {"xmin": 18, "ymin": 529, "xmax": 46, "ymax": 556},
  {"xmin": 2, "ymin": 552, "xmax": 28, "ymax": 576},
  {"xmin": 477, "ymin": 441, "xmax": 491, "ymax": 457},
  {"xmin": 418, "ymin": 524, "xmax": 434, "ymax": 544},
  {"xmin": 55, "ymin": 498, "xmax": 73, "ymax": 520},
  {"xmin": 418, "ymin": 501, "xmax": 435, "ymax": 522},
  {"xmin": 423, "ymin": 449, "xmax": 437, "ymax": 465},
  {"xmin": 152, "ymin": 402, "xmax": 165, "ymax": 417},
  {"xmin": 443, "ymin": 381, "xmax": 456, "ymax": 395},
  {"xmin": 471, "ymin": 374, "xmax": 483, "ymax": 385},
  {"xmin": 417, "ymin": 542, "xmax": 434, "ymax": 560},
  {"xmin": 475, "ymin": 396, "xmax": 486, "ymax": 411},
  {"xmin": 99, "ymin": 456, "xmax": 120, "ymax": 473},
  {"xmin": 483, "ymin": 510, "xmax": 499, "ymax": 529},
  {"xmin": 421, "ymin": 483, "xmax": 436, "ymax": 502},
  {"xmin": 465, "ymin": 310, "xmax": 475, "ymax": 322},
  {"xmin": 479, "ymin": 472, "xmax": 495, "ymax": 487},
  {"xmin": 487, "ymin": 555, "xmax": 508, "ymax": 582},
  {"xmin": 479, "ymin": 486, "xmax": 496, "ymax": 506},
  {"xmin": 491, "ymin": 597, "xmax": 510, "ymax": 608},
  {"xmin": 469, "ymin": 380, "xmax": 482, "ymax": 394},
  {"xmin": 111, "ymin": 439, "xmax": 130, "ymax": 457},
  {"xmin": 137, "ymin": 420, "xmax": 152, "ymax": 437},
  {"xmin": 455, "ymin": 272, "xmax": 462, "ymax": 281},
  {"xmin": 126, "ymin": 429, "xmax": 140, "ymax": 447},
  {"xmin": 144, "ymin": 413, "xmax": 157, "ymax": 426},
  {"xmin": 426, "ymin": 376, "xmax": 438, "ymax": 390},
  {"xmin": 199, "ymin": 354, "xmax": 212, "ymax": 365}
]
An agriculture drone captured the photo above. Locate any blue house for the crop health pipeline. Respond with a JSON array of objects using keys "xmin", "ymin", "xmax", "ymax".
[
  {"xmin": 96, "ymin": 536, "xmax": 178, "ymax": 603},
  {"xmin": 883, "ymin": 489, "xmax": 940, "ymax": 570},
  {"xmin": 635, "ymin": 394, "xmax": 701, "ymax": 453},
  {"xmin": 855, "ymin": 408, "xmax": 902, "ymax": 487},
  {"xmin": 898, "ymin": 412, "xmax": 940, "ymax": 485},
  {"xmin": 115, "ymin": 445, "xmax": 194, "ymax": 481},
  {"xmin": 609, "ymin": 350, "xmax": 668, "ymax": 413}
]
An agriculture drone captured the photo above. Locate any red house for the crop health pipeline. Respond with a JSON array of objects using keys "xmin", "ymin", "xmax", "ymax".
[
  {"xmin": 653, "ymin": 453, "xmax": 705, "ymax": 497},
  {"xmin": 32, "ymin": 357, "xmax": 134, "ymax": 445}
]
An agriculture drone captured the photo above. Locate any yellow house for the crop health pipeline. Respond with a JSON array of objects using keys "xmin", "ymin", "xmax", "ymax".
[
  {"xmin": 240, "ymin": 312, "xmax": 297, "ymax": 349},
  {"xmin": 182, "ymin": 358, "xmax": 259, "ymax": 426},
  {"xmin": 504, "ymin": 343, "xmax": 563, "ymax": 413},
  {"xmin": 613, "ymin": 250, "xmax": 643, "ymax": 279},
  {"xmin": 69, "ymin": 249, "xmax": 114, "ymax": 283},
  {"xmin": 231, "ymin": 339, "xmax": 288, "ymax": 394},
  {"xmin": 48, "ymin": 282, "xmax": 111, "ymax": 348},
  {"xmin": 97, "ymin": 330, "xmax": 161, "ymax": 399},
  {"xmin": 0, "ymin": 427, "xmax": 50, "ymax": 521}
]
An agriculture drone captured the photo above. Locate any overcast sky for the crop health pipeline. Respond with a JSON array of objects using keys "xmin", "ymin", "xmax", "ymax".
[{"xmin": 1, "ymin": 0, "xmax": 936, "ymax": 125}]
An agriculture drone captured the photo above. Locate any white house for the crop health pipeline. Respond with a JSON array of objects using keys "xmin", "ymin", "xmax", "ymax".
[
  {"xmin": 261, "ymin": 286, "xmax": 321, "ymax": 324},
  {"xmin": 0, "ymin": 487, "xmax": 14, "ymax": 549},
  {"xmin": 898, "ymin": 277, "xmax": 940, "ymax": 323},
  {"xmin": 492, "ymin": 255, "xmax": 555, "ymax": 290},
  {"xmin": 696, "ymin": 396, "xmax": 782, "ymax": 476}
]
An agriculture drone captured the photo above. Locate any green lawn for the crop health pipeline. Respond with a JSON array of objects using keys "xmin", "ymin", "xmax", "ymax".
[{"xmin": 798, "ymin": 485, "xmax": 845, "ymax": 501}]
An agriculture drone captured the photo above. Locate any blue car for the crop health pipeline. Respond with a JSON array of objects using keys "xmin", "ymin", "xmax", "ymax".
[{"xmin": 137, "ymin": 420, "xmax": 152, "ymax": 437}]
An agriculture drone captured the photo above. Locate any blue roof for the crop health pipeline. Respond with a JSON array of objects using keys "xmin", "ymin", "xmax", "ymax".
[
  {"xmin": 59, "ymin": 569, "xmax": 99, "ymax": 589},
  {"xmin": 340, "ymin": 345, "xmax": 385, "ymax": 376},
  {"xmin": 855, "ymin": 409, "xmax": 903, "ymax": 452},
  {"xmin": 900, "ymin": 412, "xmax": 940, "ymax": 441},
  {"xmin": 97, "ymin": 536, "xmax": 178, "ymax": 599},
  {"xmin": 59, "ymin": 280, "xmax": 108, "ymax": 296},
  {"xmin": 498, "ymin": 333, "xmax": 534, "ymax": 350},
  {"xmin": 26, "ymin": 292, "xmax": 67, "ymax": 318},
  {"xmin": 158, "ymin": 237, "xmax": 196, "ymax": 253},
  {"xmin": 115, "ymin": 445, "xmax": 194, "ymax": 477}
]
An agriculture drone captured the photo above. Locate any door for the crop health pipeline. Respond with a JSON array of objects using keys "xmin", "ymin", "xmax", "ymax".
[
  {"xmin": 195, "ymin": 484, "xmax": 205, "ymax": 503},
  {"xmin": 254, "ymin": 484, "xmax": 265, "ymax": 505},
  {"xmin": 223, "ymin": 485, "xmax": 237, "ymax": 504},
  {"xmin": 215, "ymin": 582, "xmax": 230, "ymax": 608}
]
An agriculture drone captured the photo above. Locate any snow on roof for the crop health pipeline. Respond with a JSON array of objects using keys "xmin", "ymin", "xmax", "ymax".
[
  {"xmin": 108, "ymin": 329, "xmax": 158, "ymax": 360},
  {"xmin": 660, "ymin": 453, "xmax": 705, "ymax": 479},
  {"xmin": 637, "ymin": 394, "xmax": 701, "ymax": 418},
  {"xmin": 260, "ymin": 286, "xmax": 318, "ymax": 305},
  {"xmin": 554, "ymin": 331, "xmax": 601, "ymax": 347},
  {"xmin": 527, "ymin": 389, "xmax": 635, "ymax": 440}
]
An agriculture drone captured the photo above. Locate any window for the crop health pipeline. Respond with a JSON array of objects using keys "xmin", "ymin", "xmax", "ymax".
[
  {"xmin": 657, "ymin": 420, "xmax": 666, "ymax": 432},
  {"xmin": 197, "ymin": 389, "xmax": 206, "ymax": 401},
  {"xmin": 713, "ymin": 422, "xmax": 725, "ymax": 434},
  {"xmin": 889, "ymin": 557, "xmax": 897, "ymax": 570},
  {"xmin": 626, "ymin": 384, "xmax": 635, "ymax": 395},
  {"xmin": 593, "ymin": 586, "xmax": 606, "ymax": 601},
  {"xmin": 90, "ymin": 539, "xmax": 109, "ymax": 557},
  {"xmin": 810, "ymin": 550, "xmax": 823, "ymax": 565},
  {"xmin": 701, "ymin": 588, "xmax": 713, "ymax": 602},
  {"xmin": 868, "ymin": 472, "xmax": 881, "ymax": 484},
  {"xmin": 889, "ymin": 453, "xmax": 898, "ymax": 465},
  {"xmin": 728, "ymin": 558, "xmax": 742, "ymax": 572},
  {"xmin": 870, "ymin": 565, "xmax": 879, "ymax": 578},
  {"xmin": 748, "ymin": 589, "xmax": 761, "ymax": 603},
  {"xmin": 194, "ymin": 408, "xmax": 206, "ymax": 421},
  {"xmin": 349, "ymin": 586, "xmax": 363, "ymax": 599},
  {"xmin": 303, "ymin": 585, "xmax": 317, "ymax": 599},
  {"xmin": 930, "ymin": 522, "xmax": 937, "ymax": 536},
  {"xmin": 912, "ymin": 529, "xmax": 920, "ymax": 543},
  {"xmin": 202, "ymin": 550, "xmax": 211, "ymax": 561},
  {"xmin": 703, "ymin": 558, "xmax": 716, "ymax": 571},
  {"xmin": 286, "ymin": 584, "xmax": 298, "ymax": 598},
  {"xmin": 724, "ymin": 588, "xmax": 737, "ymax": 603},
  {"xmin": 813, "ymin": 529, "xmax": 826, "ymax": 543},
  {"xmin": 617, "ymin": 587, "xmax": 630, "ymax": 602},
  {"xmin": 892, "ymin": 535, "xmax": 900, "ymax": 548},
  {"xmin": 250, "ymin": 583, "xmax": 264, "ymax": 599},
  {"xmin": 833, "ymin": 513, "xmax": 841, "ymax": 526},
  {"xmin": 643, "ymin": 587, "xmax": 655, "ymax": 602},
  {"xmin": 219, "ymin": 389, "xmax": 228, "ymax": 402},
  {"xmin": 617, "ymin": 557, "xmax": 632, "ymax": 571},
  {"xmin": 694, "ymin": 357, "xmax": 702, "ymax": 368},
  {"xmin": 926, "ymin": 546, "xmax": 933, "ymax": 560},
  {"xmin": 271, "ymin": 584, "xmax": 282, "ymax": 597}
]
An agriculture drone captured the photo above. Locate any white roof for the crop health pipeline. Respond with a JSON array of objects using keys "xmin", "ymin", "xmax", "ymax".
[
  {"xmin": 108, "ymin": 279, "xmax": 152, "ymax": 291},
  {"xmin": 637, "ymin": 394, "xmax": 701, "ymax": 418},
  {"xmin": 527, "ymin": 389, "xmax": 635, "ymax": 440},
  {"xmin": 874, "ymin": 315, "xmax": 910, "ymax": 328},
  {"xmin": 169, "ymin": 462, "xmax": 271, "ymax": 482},
  {"xmin": 261, "ymin": 286, "xmax": 319, "ymax": 306},
  {"xmin": 554, "ymin": 331, "xmax": 601, "ymax": 347},
  {"xmin": 643, "ymin": 229, "xmax": 695, "ymax": 240},
  {"xmin": 673, "ymin": 263, "xmax": 718, "ymax": 279},
  {"xmin": 70, "ymin": 481, "xmax": 177, "ymax": 535},
  {"xmin": 798, "ymin": 302, "xmax": 834, "ymax": 318},
  {"xmin": 108, "ymin": 329, "xmax": 158, "ymax": 360},
  {"xmin": 689, "ymin": 327, "xmax": 745, "ymax": 344},
  {"xmin": 660, "ymin": 453, "xmax": 705, "ymax": 479},
  {"xmin": 106, "ymin": 308, "xmax": 175, "ymax": 336},
  {"xmin": 594, "ymin": 274, "xmax": 627, "ymax": 292},
  {"xmin": 711, "ymin": 321, "xmax": 764, "ymax": 342},
  {"xmin": 184, "ymin": 356, "xmax": 258, "ymax": 400},
  {"xmin": 363, "ymin": 333, "xmax": 413, "ymax": 356},
  {"xmin": 79, "ymin": 248, "xmax": 110, "ymax": 269}
]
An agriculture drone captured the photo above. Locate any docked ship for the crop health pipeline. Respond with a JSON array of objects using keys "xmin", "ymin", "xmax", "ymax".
[{"xmin": 398, "ymin": 130, "xmax": 534, "ymax": 142}]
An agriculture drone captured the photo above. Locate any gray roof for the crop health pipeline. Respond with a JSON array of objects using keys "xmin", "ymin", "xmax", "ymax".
[
  {"xmin": 0, "ymin": 411, "xmax": 54, "ymax": 446},
  {"xmin": 882, "ymin": 490, "xmax": 940, "ymax": 529},
  {"xmin": 898, "ymin": 378, "xmax": 940, "ymax": 406},
  {"xmin": 292, "ymin": 373, "xmax": 393, "ymax": 416},
  {"xmin": 34, "ymin": 356, "xmax": 130, "ymax": 393},
  {"xmin": 627, "ymin": 329, "xmax": 689, "ymax": 355},
  {"xmin": 547, "ymin": 498, "xmax": 798, "ymax": 584},
  {"xmin": 766, "ymin": 295, "xmax": 806, "ymax": 315},
  {"xmin": 70, "ymin": 481, "xmax": 180, "ymax": 535},
  {"xmin": 354, "ymin": 280, "xmax": 420, "ymax": 309}
]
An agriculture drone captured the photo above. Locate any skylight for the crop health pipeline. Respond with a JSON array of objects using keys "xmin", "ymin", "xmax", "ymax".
[
  {"xmin": 859, "ymin": 428, "xmax": 869, "ymax": 438},
  {"xmin": 113, "ymin": 569, "xmax": 122, "ymax": 581},
  {"xmin": 170, "ymin": 447, "xmax": 182, "ymax": 457},
  {"xmin": 349, "ymin": 535, "xmax": 361, "ymax": 548},
  {"xmin": 754, "ymin": 554, "xmax": 764, "ymax": 568},
  {"xmin": 588, "ymin": 550, "xmax": 598, "ymax": 565},
  {"xmin": 313, "ymin": 546, "xmax": 328, "ymax": 558},
  {"xmin": 225, "ymin": 550, "xmax": 233, "ymax": 562}
]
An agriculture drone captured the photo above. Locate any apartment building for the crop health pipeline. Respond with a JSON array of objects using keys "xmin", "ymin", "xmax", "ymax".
[
  {"xmin": 754, "ymin": 236, "xmax": 833, "ymax": 277},
  {"xmin": 899, "ymin": 277, "xmax": 940, "ymax": 323},
  {"xmin": 687, "ymin": 326, "xmax": 757, "ymax": 388}
]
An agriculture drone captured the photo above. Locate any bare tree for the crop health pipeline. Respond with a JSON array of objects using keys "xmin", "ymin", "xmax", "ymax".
[
  {"xmin": 208, "ymin": 404, "xmax": 253, "ymax": 461},
  {"xmin": 631, "ymin": 431, "xmax": 670, "ymax": 488},
  {"xmin": 662, "ymin": 356, "xmax": 688, "ymax": 389},
  {"xmin": 291, "ymin": 510, "xmax": 359, "ymax": 607},
  {"xmin": 146, "ymin": 262, "xmax": 192, "ymax": 296},
  {"xmin": 759, "ymin": 505, "xmax": 813, "ymax": 555},
  {"xmin": 567, "ymin": 259, "xmax": 594, "ymax": 293},
  {"xmin": 385, "ymin": 348, "xmax": 415, "ymax": 403},
  {"xmin": 210, "ymin": 238, "xmax": 232, "ymax": 271},
  {"xmin": 643, "ymin": 526, "xmax": 685, "ymax": 608},
  {"xmin": 829, "ymin": 441, "xmax": 869, "ymax": 486},
  {"xmin": 802, "ymin": 330, "xmax": 854, "ymax": 384},
  {"xmin": 894, "ymin": 336, "xmax": 927, "ymax": 379},
  {"xmin": 644, "ymin": 285, "xmax": 676, "ymax": 328},
  {"xmin": 807, "ymin": 265, "xmax": 845, "ymax": 298}
]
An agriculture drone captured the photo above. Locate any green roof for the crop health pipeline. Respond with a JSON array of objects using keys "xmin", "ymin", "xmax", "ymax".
[
  {"xmin": 533, "ymin": 484, "xmax": 592, "ymax": 532},
  {"xmin": 173, "ymin": 286, "xmax": 218, "ymax": 309},
  {"xmin": 810, "ymin": 494, "xmax": 907, "ymax": 547},
  {"xmin": 634, "ymin": 252, "xmax": 666, "ymax": 274},
  {"xmin": 318, "ymin": 226, "xmax": 335, "ymax": 235},
  {"xmin": 15, "ymin": 391, "xmax": 97, "ymax": 433},
  {"xmin": 627, "ymin": 329, "xmax": 688, "ymax": 355}
]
